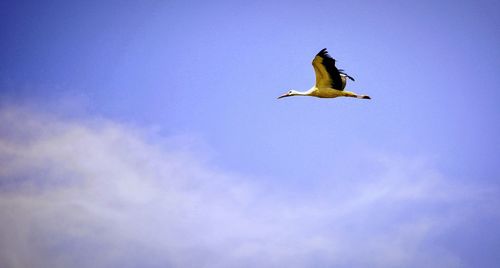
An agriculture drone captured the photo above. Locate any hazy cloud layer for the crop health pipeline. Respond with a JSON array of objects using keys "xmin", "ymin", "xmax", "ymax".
[{"xmin": 0, "ymin": 106, "xmax": 497, "ymax": 268}]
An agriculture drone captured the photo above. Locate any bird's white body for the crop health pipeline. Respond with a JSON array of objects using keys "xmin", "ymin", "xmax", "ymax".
[
  {"xmin": 287, "ymin": 87, "xmax": 363, "ymax": 99},
  {"xmin": 278, "ymin": 48, "xmax": 370, "ymax": 100},
  {"xmin": 308, "ymin": 87, "xmax": 355, "ymax": 98}
]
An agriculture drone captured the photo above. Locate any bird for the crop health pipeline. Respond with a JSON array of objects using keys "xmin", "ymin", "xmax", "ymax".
[{"xmin": 278, "ymin": 48, "xmax": 371, "ymax": 100}]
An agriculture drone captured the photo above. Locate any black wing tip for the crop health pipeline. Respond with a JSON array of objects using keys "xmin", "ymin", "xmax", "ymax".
[{"xmin": 317, "ymin": 48, "xmax": 332, "ymax": 59}]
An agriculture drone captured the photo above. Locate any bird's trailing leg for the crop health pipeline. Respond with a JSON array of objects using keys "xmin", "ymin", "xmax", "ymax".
[
  {"xmin": 343, "ymin": 91, "xmax": 371, "ymax": 100},
  {"xmin": 357, "ymin": 95, "xmax": 371, "ymax": 99}
]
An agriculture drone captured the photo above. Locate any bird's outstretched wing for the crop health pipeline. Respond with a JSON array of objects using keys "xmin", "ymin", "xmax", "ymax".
[{"xmin": 312, "ymin": 48, "xmax": 344, "ymax": 90}]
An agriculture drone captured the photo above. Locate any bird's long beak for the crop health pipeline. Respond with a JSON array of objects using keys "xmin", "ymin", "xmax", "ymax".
[{"xmin": 277, "ymin": 93, "xmax": 289, "ymax": 99}]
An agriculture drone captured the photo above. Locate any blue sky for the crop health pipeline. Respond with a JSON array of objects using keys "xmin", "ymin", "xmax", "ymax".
[{"xmin": 1, "ymin": 0, "xmax": 499, "ymax": 267}]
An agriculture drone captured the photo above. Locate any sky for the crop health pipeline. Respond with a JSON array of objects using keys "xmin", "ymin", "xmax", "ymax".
[{"xmin": 0, "ymin": 0, "xmax": 499, "ymax": 267}]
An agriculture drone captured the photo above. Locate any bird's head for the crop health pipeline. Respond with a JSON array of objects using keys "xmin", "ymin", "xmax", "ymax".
[{"xmin": 278, "ymin": 90, "xmax": 299, "ymax": 99}]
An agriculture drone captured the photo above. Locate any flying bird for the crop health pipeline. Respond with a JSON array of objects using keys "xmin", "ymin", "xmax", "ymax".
[{"xmin": 278, "ymin": 48, "xmax": 371, "ymax": 100}]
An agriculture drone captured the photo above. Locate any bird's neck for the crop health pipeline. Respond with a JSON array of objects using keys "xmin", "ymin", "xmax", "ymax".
[{"xmin": 293, "ymin": 89, "xmax": 313, "ymax": 96}]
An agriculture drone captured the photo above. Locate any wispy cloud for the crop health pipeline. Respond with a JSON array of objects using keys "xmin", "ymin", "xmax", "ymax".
[{"xmin": 0, "ymin": 106, "xmax": 497, "ymax": 268}]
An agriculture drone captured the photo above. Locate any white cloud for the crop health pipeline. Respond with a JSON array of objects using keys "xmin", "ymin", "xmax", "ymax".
[{"xmin": 0, "ymin": 106, "xmax": 497, "ymax": 268}]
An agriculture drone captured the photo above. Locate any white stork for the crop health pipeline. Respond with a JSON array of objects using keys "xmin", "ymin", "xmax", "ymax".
[{"xmin": 278, "ymin": 48, "xmax": 371, "ymax": 100}]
